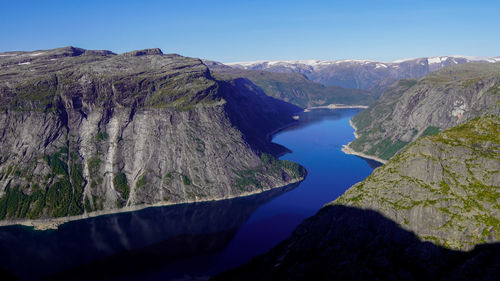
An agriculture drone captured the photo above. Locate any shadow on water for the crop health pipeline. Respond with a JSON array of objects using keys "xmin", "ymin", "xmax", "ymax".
[
  {"xmin": 212, "ymin": 205, "xmax": 500, "ymax": 281},
  {"xmin": 360, "ymin": 156, "xmax": 383, "ymax": 168},
  {"xmin": 0, "ymin": 183, "xmax": 300, "ymax": 281}
]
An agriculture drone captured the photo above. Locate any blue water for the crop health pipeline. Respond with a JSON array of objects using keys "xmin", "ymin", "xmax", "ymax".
[{"xmin": 0, "ymin": 109, "xmax": 378, "ymax": 280}]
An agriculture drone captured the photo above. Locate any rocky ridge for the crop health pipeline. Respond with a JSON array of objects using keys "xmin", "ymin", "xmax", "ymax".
[
  {"xmin": 0, "ymin": 47, "xmax": 306, "ymax": 226},
  {"xmin": 337, "ymin": 116, "xmax": 500, "ymax": 250},
  {"xmin": 347, "ymin": 62, "xmax": 500, "ymax": 161}
]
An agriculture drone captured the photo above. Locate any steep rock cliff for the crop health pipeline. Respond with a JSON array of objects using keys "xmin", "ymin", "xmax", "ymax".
[
  {"xmin": 348, "ymin": 62, "xmax": 500, "ymax": 161},
  {"xmin": 337, "ymin": 116, "xmax": 499, "ymax": 250},
  {"xmin": 0, "ymin": 47, "xmax": 305, "ymax": 225}
]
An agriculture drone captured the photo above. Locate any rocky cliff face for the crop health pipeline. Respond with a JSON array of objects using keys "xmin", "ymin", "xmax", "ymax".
[
  {"xmin": 337, "ymin": 116, "xmax": 500, "ymax": 250},
  {"xmin": 211, "ymin": 116, "xmax": 500, "ymax": 281},
  {"xmin": 0, "ymin": 47, "xmax": 305, "ymax": 224},
  {"xmin": 348, "ymin": 62, "xmax": 500, "ymax": 161}
]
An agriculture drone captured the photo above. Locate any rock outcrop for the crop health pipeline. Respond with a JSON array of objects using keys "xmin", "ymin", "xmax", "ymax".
[
  {"xmin": 347, "ymin": 62, "xmax": 500, "ymax": 161},
  {"xmin": 0, "ymin": 47, "xmax": 306, "ymax": 225},
  {"xmin": 337, "ymin": 116, "xmax": 500, "ymax": 250}
]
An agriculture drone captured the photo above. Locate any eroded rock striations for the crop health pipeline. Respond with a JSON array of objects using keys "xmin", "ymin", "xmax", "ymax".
[
  {"xmin": 347, "ymin": 62, "xmax": 500, "ymax": 161},
  {"xmin": 0, "ymin": 47, "xmax": 306, "ymax": 226}
]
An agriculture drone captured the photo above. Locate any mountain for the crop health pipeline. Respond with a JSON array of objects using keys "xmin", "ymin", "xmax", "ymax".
[
  {"xmin": 346, "ymin": 62, "xmax": 500, "ymax": 161},
  {"xmin": 204, "ymin": 60, "xmax": 377, "ymax": 108},
  {"xmin": 227, "ymin": 56, "xmax": 500, "ymax": 94},
  {"xmin": 0, "ymin": 47, "xmax": 306, "ymax": 227},
  {"xmin": 211, "ymin": 116, "xmax": 500, "ymax": 281},
  {"xmin": 338, "ymin": 116, "xmax": 500, "ymax": 250}
]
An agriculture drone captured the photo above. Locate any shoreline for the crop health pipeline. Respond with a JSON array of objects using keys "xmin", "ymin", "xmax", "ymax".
[
  {"xmin": 0, "ymin": 108, "xmax": 373, "ymax": 231},
  {"xmin": 342, "ymin": 119, "xmax": 388, "ymax": 165},
  {"xmin": 0, "ymin": 176, "xmax": 305, "ymax": 231},
  {"xmin": 0, "ymin": 116, "xmax": 307, "ymax": 231},
  {"xmin": 304, "ymin": 104, "xmax": 369, "ymax": 112}
]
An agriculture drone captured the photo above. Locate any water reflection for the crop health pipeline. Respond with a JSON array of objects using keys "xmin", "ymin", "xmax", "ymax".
[{"xmin": 0, "ymin": 183, "xmax": 299, "ymax": 281}]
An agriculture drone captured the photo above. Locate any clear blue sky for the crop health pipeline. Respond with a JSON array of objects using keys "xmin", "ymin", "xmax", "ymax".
[{"xmin": 1, "ymin": 0, "xmax": 499, "ymax": 62}]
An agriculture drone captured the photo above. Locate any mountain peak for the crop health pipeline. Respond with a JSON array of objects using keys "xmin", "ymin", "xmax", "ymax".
[{"xmin": 122, "ymin": 48, "xmax": 163, "ymax": 56}]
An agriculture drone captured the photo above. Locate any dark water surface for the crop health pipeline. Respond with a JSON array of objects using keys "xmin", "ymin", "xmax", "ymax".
[{"xmin": 0, "ymin": 109, "xmax": 379, "ymax": 281}]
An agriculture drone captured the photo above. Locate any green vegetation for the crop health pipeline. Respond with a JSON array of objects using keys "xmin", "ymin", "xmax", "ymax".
[
  {"xmin": 234, "ymin": 153, "xmax": 306, "ymax": 191},
  {"xmin": 87, "ymin": 157, "xmax": 101, "ymax": 174},
  {"xmin": 420, "ymin": 126, "xmax": 441, "ymax": 138},
  {"xmin": 46, "ymin": 180, "xmax": 72, "ymax": 217},
  {"xmin": 163, "ymin": 172, "xmax": 175, "ymax": 186},
  {"xmin": 430, "ymin": 115, "xmax": 500, "ymax": 147},
  {"xmin": 136, "ymin": 173, "xmax": 147, "ymax": 189},
  {"xmin": 84, "ymin": 195, "xmax": 92, "ymax": 213},
  {"xmin": 261, "ymin": 153, "xmax": 306, "ymax": 178},
  {"xmin": 68, "ymin": 161, "xmax": 85, "ymax": 216},
  {"xmin": 234, "ymin": 168, "xmax": 261, "ymax": 191},
  {"xmin": 113, "ymin": 172, "xmax": 130, "ymax": 203},
  {"xmin": 95, "ymin": 131, "xmax": 109, "ymax": 141},
  {"xmin": 361, "ymin": 138, "xmax": 409, "ymax": 160},
  {"xmin": 8, "ymin": 75, "xmax": 58, "ymax": 111},
  {"xmin": 181, "ymin": 174, "xmax": 191, "ymax": 185},
  {"xmin": 0, "ymin": 185, "xmax": 45, "ymax": 220},
  {"xmin": 0, "ymin": 146, "xmax": 89, "ymax": 219},
  {"xmin": 397, "ymin": 79, "xmax": 418, "ymax": 89},
  {"xmin": 145, "ymin": 73, "xmax": 219, "ymax": 109},
  {"xmin": 87, "ymin": 156, "xmax": 102, "ymax": 189}
]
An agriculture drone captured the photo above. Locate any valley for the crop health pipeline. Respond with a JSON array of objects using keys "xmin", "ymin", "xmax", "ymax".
[{"xmin": 0, "ymin": 46, "xmax": 498, "ymax": 281}]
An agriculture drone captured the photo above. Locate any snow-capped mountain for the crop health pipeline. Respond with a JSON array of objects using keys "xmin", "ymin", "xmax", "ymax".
[{"xmin": 225, "ymin": 56, "xmax": 500, "ymax": 94}]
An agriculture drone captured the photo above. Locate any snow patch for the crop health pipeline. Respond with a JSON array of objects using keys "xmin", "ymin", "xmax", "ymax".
[
  {"xmin": 225, "ymin": 59, "xmax": 374, "ymax": 68},
  {"xmin": 29, "ymin": 52, "xmax": 45, "ymax": 57},
  {"xmin": 18, "ymin": 62, "xmax": 31, "ymax": 65},
  {"xmin": 226, "ymin": 55, "xmax": 500, "ymax": 69},
  {"xmin": 428, "ymin": 57, "xmax": 442, "ymax": 64},
  {"xmin": 392, "ymin": 57, "xmax": 418, "ymax": 63}
]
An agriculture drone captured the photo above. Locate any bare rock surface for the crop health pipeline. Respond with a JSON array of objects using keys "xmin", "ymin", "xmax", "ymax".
[{"xmin": 0, "ymin": 47, "xmax": 306, "ymax": 225}]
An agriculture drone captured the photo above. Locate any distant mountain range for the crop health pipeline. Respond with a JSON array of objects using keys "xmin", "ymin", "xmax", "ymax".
[
  {"xmin": 226, "ymin": 56, "xmax": 500, "ymax": 94},
  {"xmin": 204, "ymin": 60, "xmax": 377, "ymax": 108}
]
